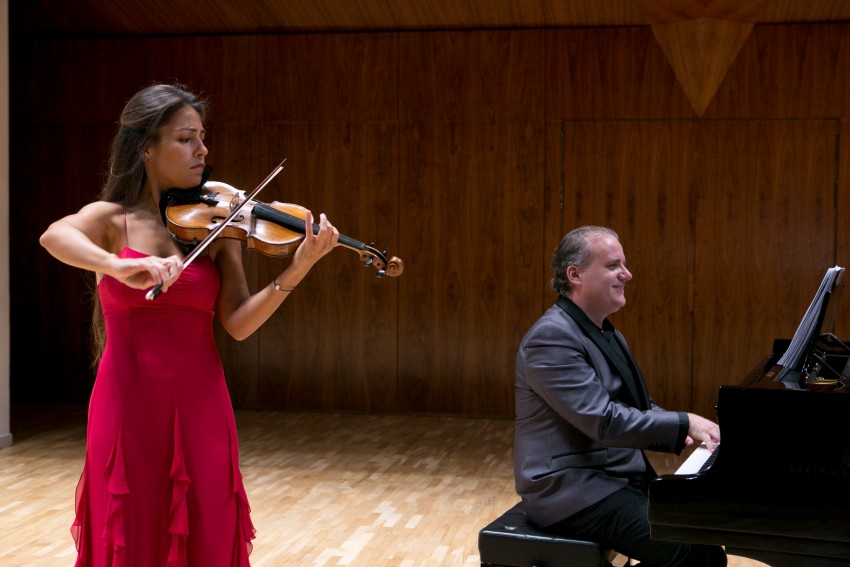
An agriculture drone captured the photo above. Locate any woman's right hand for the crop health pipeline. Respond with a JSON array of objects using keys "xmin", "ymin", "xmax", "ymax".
[{"xmin": 110, "ymin": 254, "xmax": 184, "ymax": 292}]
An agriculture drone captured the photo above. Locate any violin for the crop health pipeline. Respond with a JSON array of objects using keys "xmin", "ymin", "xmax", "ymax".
[
  {"xmin": 164, "ymin": 183, "xmax": 403, "ymax": 277},
  {"xmin": 161, "ymin": 166, "xmax": 402, "ymax": 272},
  {"xmin": 145, "ymin": 161, "xmax": 403, "ymax": 301}
]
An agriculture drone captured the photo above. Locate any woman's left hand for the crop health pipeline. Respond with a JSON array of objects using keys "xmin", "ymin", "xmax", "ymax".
[{"xmin": 292, "ymin": 210, "xmax": 339, "ymax": 268}]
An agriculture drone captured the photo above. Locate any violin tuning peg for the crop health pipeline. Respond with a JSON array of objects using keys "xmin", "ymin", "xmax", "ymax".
[
  {"xmin": 377, "ymin": 269, "xmax": 386, "ymax": 277},
  {"xmin": 364, "ymin": 257, "xmax": 374, "ymax": 267}
]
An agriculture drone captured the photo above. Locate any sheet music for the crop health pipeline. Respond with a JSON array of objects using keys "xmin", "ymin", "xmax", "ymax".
[{"xmin": 776, "ymin": 266, "xmax": 845, "ymax": 370}]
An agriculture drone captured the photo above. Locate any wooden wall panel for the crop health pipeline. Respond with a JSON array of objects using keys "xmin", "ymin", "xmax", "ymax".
[
  {"xmin": 101, "ymin": 36, "xmax": 260, "ymax": 125},
  {"xmin": 12, "ymin": 36, "xmax": 259, "ymax": 127},
  {"xmin": 393, "ymin": 29, "xmax": 546, "ymax": 415},
  {"xmin": 12, "ymin": 39, "xmax": 122, "ymax": 125},
  {"xmin": 692, "ymin": 121, "xmax": 836, "ymax": 418},
  {"xmin": 541, "ymin": 124, "xmax": 567, "ymax": 315},
  {"xmin": 400, "ymin": 29, "xmax": 544, "ymax": 122},
  {"xmin": 707, "ymin": 24, "xmax": 850, "ymax": 118},
  {"xmin": 14, "ymin": 124, "xmax": 114, "ymax": 402},
  {"xmin": 558, "ymin": 121, "xmax": 696, "ymax": 412},
  {"xmin": 397, "ymin": 121, "xmax": 544, "ymax": 416},
  {"xmin": 250, "ymin": 122, "xmax": 400, "ymax": 412},
  {"xmin": 257, "ymin": 33, "xmax": 397, "ymax": 122},
  {"xmin": 545, "ymin": 27, "xmax": 695, "ymax": 119}
]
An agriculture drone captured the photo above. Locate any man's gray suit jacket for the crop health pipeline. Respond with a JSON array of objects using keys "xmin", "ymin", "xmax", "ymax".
[{"xmin": 514, "ymin": 296, "xmax": 687, "ymax": 527}]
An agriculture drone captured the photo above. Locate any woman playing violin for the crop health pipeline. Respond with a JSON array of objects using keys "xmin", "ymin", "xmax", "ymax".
[{"xmin": 39, "ymin": 82, "xmax": 339, "ymax": 566}]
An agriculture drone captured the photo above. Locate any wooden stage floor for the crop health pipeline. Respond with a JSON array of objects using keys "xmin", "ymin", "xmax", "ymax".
[{"xmin": 0, "ymin": 404, "xmax": 765, "ymax": 566}]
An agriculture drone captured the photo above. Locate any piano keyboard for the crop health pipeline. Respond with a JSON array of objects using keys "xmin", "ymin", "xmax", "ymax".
[{"xmin": 674, "ymin": 444, "xmax": 717, "ymax": 475}]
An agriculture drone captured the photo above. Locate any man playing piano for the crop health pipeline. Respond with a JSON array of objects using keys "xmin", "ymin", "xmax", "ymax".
[{"xmin": 514, "ymin": 226, "xmax": 726, "ymax": 566}]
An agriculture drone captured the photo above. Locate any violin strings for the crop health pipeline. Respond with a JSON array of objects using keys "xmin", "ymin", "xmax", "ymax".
[{"xmin": 252, "ymin": 203, "xmax": 372, "ymax": 252}]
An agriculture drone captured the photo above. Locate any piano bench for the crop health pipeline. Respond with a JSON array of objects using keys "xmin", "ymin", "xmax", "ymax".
[{"xmin": 478, "ymin": 503, "xmax": 614, "ymax": 567}]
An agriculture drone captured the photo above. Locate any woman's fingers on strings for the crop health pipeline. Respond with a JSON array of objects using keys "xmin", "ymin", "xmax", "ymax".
[
  {"xmin": 303, "ymin": 209, "xmax": 314, "ymax": 238},
  {"xmin": 316, "ymin": 213, "xmax": 339, "ymax": 250},
  {"xmin": 297, "ymin": 209, "xmax": 338, "ymax": 260}
]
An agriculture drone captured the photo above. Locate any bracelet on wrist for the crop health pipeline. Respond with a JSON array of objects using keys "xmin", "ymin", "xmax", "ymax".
[{"xmin": 273, "ymin": 277, "xmax": 294, "ymax": 292}]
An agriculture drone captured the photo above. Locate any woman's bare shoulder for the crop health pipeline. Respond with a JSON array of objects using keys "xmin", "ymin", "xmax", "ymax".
[{"xmin": 75, "ymin": 199, "xmax": 124, "ymax": 218}]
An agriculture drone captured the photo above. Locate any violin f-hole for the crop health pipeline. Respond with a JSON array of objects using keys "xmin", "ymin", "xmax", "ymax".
[{"xmin": 211, "ymin": 214, "xmax": 244, "ymax": 224}]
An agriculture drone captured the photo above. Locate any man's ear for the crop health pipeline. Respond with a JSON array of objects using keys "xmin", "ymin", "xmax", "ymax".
[{"xmin": 566, "ymin": 265, "xmax": 581, "ymax": 284}]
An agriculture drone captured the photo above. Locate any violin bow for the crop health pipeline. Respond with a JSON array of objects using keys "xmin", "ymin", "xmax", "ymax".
[{"xmin": 146, "ymin": 159, "xmax": 287, "ymax": 300}]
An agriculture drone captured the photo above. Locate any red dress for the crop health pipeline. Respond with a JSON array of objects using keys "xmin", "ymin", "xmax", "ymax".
[{"xmin": 71, "ymin": 247, "xmax": 255, "ymax": 566}]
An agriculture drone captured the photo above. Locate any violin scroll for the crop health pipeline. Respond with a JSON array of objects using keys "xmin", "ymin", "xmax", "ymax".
[{"xmin": 360, "ymin": 244, "xmax": 404, "ymax": 278}]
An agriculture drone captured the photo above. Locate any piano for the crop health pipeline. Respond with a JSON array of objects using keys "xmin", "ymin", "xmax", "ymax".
[{"xmin": 648, "ymin": 268, "xmax": 850, "ymax": 567}]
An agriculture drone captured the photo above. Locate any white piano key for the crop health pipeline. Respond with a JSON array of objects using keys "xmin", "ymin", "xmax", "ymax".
[{"xmin": 675, "ymin": 444, "xmax": 714, "ymax": 475}]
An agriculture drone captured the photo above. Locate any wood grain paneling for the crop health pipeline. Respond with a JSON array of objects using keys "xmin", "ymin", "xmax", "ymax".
[
  {"xmin": 651, "ymin": 18, "xmax": 754, "ymax": 116},
  {"xmin": 399, "ymin": 29, "xmax": 544, "ymax": 122},
  {"xmin": 14, "ymin": 123, "xmax": 114, "ymax": 402},
  {"xmin": 398, "ymin": 121, "xmax": 544, "ymax": 416},
  {"xmin": 692, "ymin": 121, "xmax": 836, "ymax": 418},
  {"xmin": 258, "ymin": 33, "xmax": 397, "ymax": 123},
  {"xmin": 11, "ymin": 39, "xmax": 123, "ymax": 125},
  {"xmin": 10, "ymin": 0, "xmax": 650, "ymax": 36},
  {"xmin": 541, "ymin": 124, "xmax": 567, "ymax": 315},
  {"xmin": 14, "ymin": 0, "xmax": 850, "ymax": 37},
  {"xmin": 100, "ymin": 36, "xmax": 260, "ymax": 125},
  {"xmin": 13, "ymin": 36, "xmax": 259, "ymax": 127},
  {"xmin": 249, "ymin": 122, "xmax": 400, "ymax": 412},
  {"xmin": 707, "ymin": 23, "xmax": 850, "ymax": 118},
  {"xmin": 394, "ymin": 29, "xmax": 546, "ymax": 415},
  {"xmin": 634, "ymin": 0, "xmax": 772, "ymax": 22},
  {"xmin": 546, "ymin": 27, "xmax": 695, "ymax": 120}
]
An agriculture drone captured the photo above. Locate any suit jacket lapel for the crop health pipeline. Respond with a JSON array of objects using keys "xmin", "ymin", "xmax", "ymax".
[
  {"xmin": 610, "ymin": 331, "xmax": 652, "ymax": 410},
  {"xmin": 556, "ymin": 296, "xmax": 650, "ymax": 410}
]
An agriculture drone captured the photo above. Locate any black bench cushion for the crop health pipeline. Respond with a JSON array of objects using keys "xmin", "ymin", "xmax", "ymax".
[{"xmin": 478, "ymin": 503, "xmax": 611, "ymax": 567}]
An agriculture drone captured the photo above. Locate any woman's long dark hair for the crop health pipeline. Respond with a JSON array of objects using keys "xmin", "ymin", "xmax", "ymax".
[{"xmin": 89, "ymin": 83, "xmax": 207, "ymax": 367}]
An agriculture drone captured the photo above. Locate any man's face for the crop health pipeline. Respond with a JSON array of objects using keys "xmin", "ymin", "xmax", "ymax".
[{"xmin": 569, "ymin": 236, "xmax": 633, "ymax": 325}]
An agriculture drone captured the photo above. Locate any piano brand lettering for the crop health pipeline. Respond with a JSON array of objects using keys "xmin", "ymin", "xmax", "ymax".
[{"xmin": 787, "ymin": 464, "xmax": 849, "ymax": 480}]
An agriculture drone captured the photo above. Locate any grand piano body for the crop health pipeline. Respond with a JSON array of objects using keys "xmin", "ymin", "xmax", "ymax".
[{"xmin": 648, "ymin": 275, "xmax": 850, "ymax": 566}]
